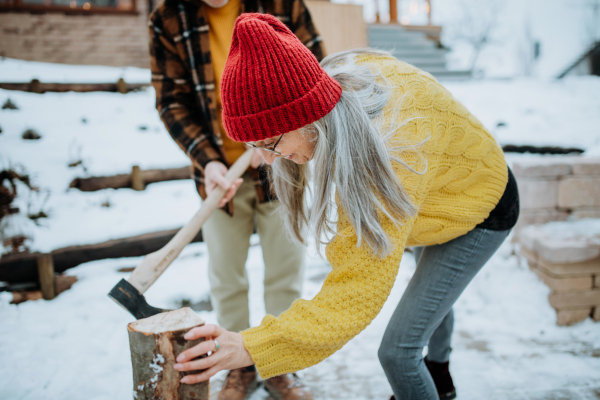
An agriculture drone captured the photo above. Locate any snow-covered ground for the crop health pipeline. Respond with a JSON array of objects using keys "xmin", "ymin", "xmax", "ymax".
[
  {"xmin": 0, "ymin": 57, "xmax": 151, "ymax": 84},
  {"xmin": 1, "ymin": 58, "xmax": 600, "ymax": 399}
]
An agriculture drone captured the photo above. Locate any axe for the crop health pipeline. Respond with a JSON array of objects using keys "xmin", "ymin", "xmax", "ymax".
[{"xmin": 108, "ymin": 149, "xmax": 254, "ymax": 319}]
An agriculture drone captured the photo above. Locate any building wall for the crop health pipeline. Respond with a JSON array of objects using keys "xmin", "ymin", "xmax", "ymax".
[
  {"xmin": 0, "ymin": 1, "xmax": 365, "ymax": 69},
  {"xmin": 305, "ymin": 2, "xmax": 366, "ymax": 56},
  {"xmin": 0, "ymin": 1, "xmax": 152, "ymax": 68}
]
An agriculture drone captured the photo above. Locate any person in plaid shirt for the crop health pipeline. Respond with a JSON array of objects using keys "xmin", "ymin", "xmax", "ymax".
[{"xmin": 149, "ymin": 0, "xmax": 324, "ymax": 398}]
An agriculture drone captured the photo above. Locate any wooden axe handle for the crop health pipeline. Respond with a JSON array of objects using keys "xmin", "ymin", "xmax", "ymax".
[{"xmin": 128, "ymin": 149, "xmax": 254, "ymax": 294}]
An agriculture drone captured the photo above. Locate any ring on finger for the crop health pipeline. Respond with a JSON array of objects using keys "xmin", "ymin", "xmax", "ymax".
[{"xmin": 214, "ymin": 340, "xmax": 220, "ymax": 352}]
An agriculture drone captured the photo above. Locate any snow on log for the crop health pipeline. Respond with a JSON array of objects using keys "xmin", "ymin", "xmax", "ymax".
[{"xmin": 128, "ymin": 307, "xmax": 208, "ymax": 400}]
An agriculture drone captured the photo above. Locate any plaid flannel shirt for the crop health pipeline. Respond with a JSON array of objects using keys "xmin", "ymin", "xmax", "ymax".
[{"xmin": 149, "ymin": 0, "xmax": 325, "ymax": 214}]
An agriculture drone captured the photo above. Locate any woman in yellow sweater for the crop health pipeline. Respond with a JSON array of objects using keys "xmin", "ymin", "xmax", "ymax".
[{"xmin": 173, "ymin": 14, "xmax": 519, "ymax": 400}]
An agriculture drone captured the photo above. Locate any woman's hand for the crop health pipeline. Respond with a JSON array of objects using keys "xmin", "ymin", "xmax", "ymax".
[
  {"xmin": 174, "ymin": 324, "xmax": 254, "ymax": 384},
  {"xmin": 204, "ymin": 161, "xmax": 243, "ymax": 208}
]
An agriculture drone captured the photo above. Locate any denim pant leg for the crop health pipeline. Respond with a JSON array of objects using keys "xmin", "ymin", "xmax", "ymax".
[
  {"xmin": 412, "ymin": 247, "xmax": 455, "ymax": 363},
  {"xmin": 378, "ymin": 228, "xmax": 510, "ymax": 400}
]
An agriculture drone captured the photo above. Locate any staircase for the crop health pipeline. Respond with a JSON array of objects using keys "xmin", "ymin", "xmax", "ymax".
[{"xmin": 368, "ymin": 25, "xmax": 471, "ymax": 80}]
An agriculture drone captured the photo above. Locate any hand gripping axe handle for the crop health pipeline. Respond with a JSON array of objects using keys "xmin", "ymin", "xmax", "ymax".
[{"xmin": 108, "ymin": 149, "xmax": 254, "ymax": 319}]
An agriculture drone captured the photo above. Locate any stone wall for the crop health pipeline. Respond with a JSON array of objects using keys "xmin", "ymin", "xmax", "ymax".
[
  {"xmin": 518, "ymin": 220, "xmax": 600, "ymax": 326},
  {"xmin": 512, "ymin": 157, "xmax": 600, "ymax": 232},
  {"xmin": 0, "ymin": 2, "xmax": 152, "ymax": 68},
  {"xmin": 512, "ymin": 157, "xmax": 600, "ymax": 326}
]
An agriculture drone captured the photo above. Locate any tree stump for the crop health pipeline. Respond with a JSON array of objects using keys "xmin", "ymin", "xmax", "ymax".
[{"xmin": 127, "ymin": 307, "xmax": 208, "ymax": 400}]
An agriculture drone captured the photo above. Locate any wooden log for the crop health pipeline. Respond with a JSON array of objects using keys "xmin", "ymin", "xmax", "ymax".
[
  {"xmin": 0, "ymin": 228, "xmax": 204, "ymax": 284},
  {"xmin": 502, "ymin": 144, "xmax": 584, "ymax": 155},
  {"xmin": 29, "ymin": 79, "xmax": 43, "ymax": 94},
  {"xmin": 70, "ymin": 166, "xmax": 190, "ymax": 192},
  {"xmin": 71, "ymin": 173, "xmax": 131, "ymax": 191},
  {"xmin": 0, "ymin": 82, "xmax": 150, "ymax": 94},
  {"xmin": 128, "ymin": 308, "xmax": 208, "ymax": 400},
  {"xmin": 11, "ymin": 290, "xmax": 43, "ymax": 304},
  {"xmin": 55, "ymin": 274, "xmax": 78, "ymax": 294},
  {"xmin": 131, "ymin": 165, "xmax": 145, "ymax": 191},
  {"xmin": 36, "ymin": 254, "xmax": 55, "ymax": 300},
  {"xmin": 116, "ymin": 78, "xmax": 128, "ymax": 94},
  {"xmin": 0, "ymin": 281, "xmax": 38, "ymax": 292},
  {"xmin": 10, "ymin": 274, "xmax": 78, "ymax": 304}
]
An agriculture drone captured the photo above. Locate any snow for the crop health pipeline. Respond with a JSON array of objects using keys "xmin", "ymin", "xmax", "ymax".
[
  {"xmin": 2, "ymin": 59, "xmax": 600, "ymax": 399},
  {"xmin": 0, "ymin": 57, "xmax": 151, "ymax": 84},
  {"xmin": 0, "ymin": 82, "xmax": 194, "ymax": 252},
  {"xmin": 150, "ymin": 354, "xmax": 164, "ymax": 374},
  {"xmin": 523, "ymin": 219, "xmax": 600, "ymax": 243},
  {"xmin": 443, "ymin": 76, "xmax": 600, "ymax": 153}
]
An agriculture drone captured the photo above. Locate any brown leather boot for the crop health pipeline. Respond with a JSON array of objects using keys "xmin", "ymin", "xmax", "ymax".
[
  {"xmin": 263, "ymin": 373, "xmax": 313, "ymax": 400},
  {"xmin": 217, "ymin": 367, "xmax": 259, "ymax": 400}
]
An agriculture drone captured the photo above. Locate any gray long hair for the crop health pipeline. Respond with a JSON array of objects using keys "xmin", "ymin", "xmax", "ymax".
[{"xmin": 271, "ymin": 49, "xmax": 426, "ymax": 257}]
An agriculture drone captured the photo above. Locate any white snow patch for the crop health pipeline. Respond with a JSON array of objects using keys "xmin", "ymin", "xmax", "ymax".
[
  {"xmin": 149, "ymin": 354, "xmax": 165, "ymax": 376},
  {"xmin": 0, "ymin": 57, "xmax": 150, "ymax": 84},
  {"xmin": 529, "ymin": 219, "xmax": 600, "ymax": 242}
]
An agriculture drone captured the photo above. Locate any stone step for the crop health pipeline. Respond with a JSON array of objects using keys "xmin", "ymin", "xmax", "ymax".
[
  {"xmin": 426, "ymin": 69, "xmax": 473, "ymax": 80},
  {"xmin": 391, "ymin": 49, "xmax": 448, "ymax": 60},
  {"xmin": 392, "ymin": 54, "xmax": 448, "ymax": 63},
  {"xmin": 397, "ymin": 59, "xmax": 447, "ymax": 69},
  {"xmin": 368, "ymin": 26, "xmax": 428, "ymax": 39},
  {"xmin": 369, "ymin": 33, "xmax": 431, "ymax": 44},
  {"xmin": 370, "ymin": 40, "xmax": 438, "ymax": 50},
  {"xmin": 367, "ymin": 25, "xmax": 472, "ymax": 80}
]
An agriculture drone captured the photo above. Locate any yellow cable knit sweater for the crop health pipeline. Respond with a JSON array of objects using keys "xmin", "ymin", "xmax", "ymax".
[{"xmin": 240, "ymin": 54, "xmax": 508, "ymax": 378}]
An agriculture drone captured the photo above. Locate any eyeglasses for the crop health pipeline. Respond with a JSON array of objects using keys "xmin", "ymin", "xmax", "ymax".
[{"xmin": 247, "ymin": 134, "xmax": 284, "ymax": 156}]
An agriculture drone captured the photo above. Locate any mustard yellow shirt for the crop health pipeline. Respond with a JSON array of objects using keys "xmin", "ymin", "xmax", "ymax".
[
  {"xmin": 205, "ymin": 0, "xmax": 246, "ymax": 164},
  {"xmin": 240, "ymin": 54, "xmax": 508, "ymax": 378}
]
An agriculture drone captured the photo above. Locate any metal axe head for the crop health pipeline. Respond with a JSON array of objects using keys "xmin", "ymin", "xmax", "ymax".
[{"xmin": 108, "ymin": 279, "xmax": 169, "ymax": 320}]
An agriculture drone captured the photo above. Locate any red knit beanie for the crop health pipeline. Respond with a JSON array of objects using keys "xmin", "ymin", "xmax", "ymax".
[{"xmin": 221, "ymin": 13, "xmax": 342, "ymax": 142}]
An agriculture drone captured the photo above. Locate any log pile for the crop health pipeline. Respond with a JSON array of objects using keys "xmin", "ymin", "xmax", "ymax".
[
  {"xmin": 128, "ymin": 308, "xmax": 208, "ymax": 400},
  {"xmin": 517, "ymin": 219, "xmax": 600, "ymax": 325}
]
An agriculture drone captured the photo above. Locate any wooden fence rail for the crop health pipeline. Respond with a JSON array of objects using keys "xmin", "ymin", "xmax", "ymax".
[
  {"xmin": 0, "ymin": 80, "xmax": 150, "ymax": 94},
  {"xmin": 70, "ymin": 166, "xmax": 190, "ymax": 192},
  {"xmin": 0, "ymin": 228, "xmax": 203, "ymax": 284}
]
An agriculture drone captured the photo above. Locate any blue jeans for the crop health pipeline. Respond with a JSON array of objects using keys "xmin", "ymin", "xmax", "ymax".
[{"xmin": 378, "ymin": 228, "xmax": 510, "ymax": 400}]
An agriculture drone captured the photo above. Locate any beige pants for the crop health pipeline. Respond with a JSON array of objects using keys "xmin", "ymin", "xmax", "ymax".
[{"xmin": 203, "ymin": 173, "xmax": 305, "ymax": 333}]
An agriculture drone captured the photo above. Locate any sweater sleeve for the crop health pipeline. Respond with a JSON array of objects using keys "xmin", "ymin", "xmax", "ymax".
[{"xmin": 240, "ymin": 162, "xmax": 431, "ymax": 378}]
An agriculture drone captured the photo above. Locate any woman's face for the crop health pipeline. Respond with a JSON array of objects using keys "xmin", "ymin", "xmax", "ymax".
[{"xmin": 249, "ymin": 128, "xmax": 316, "ymax": 165}]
